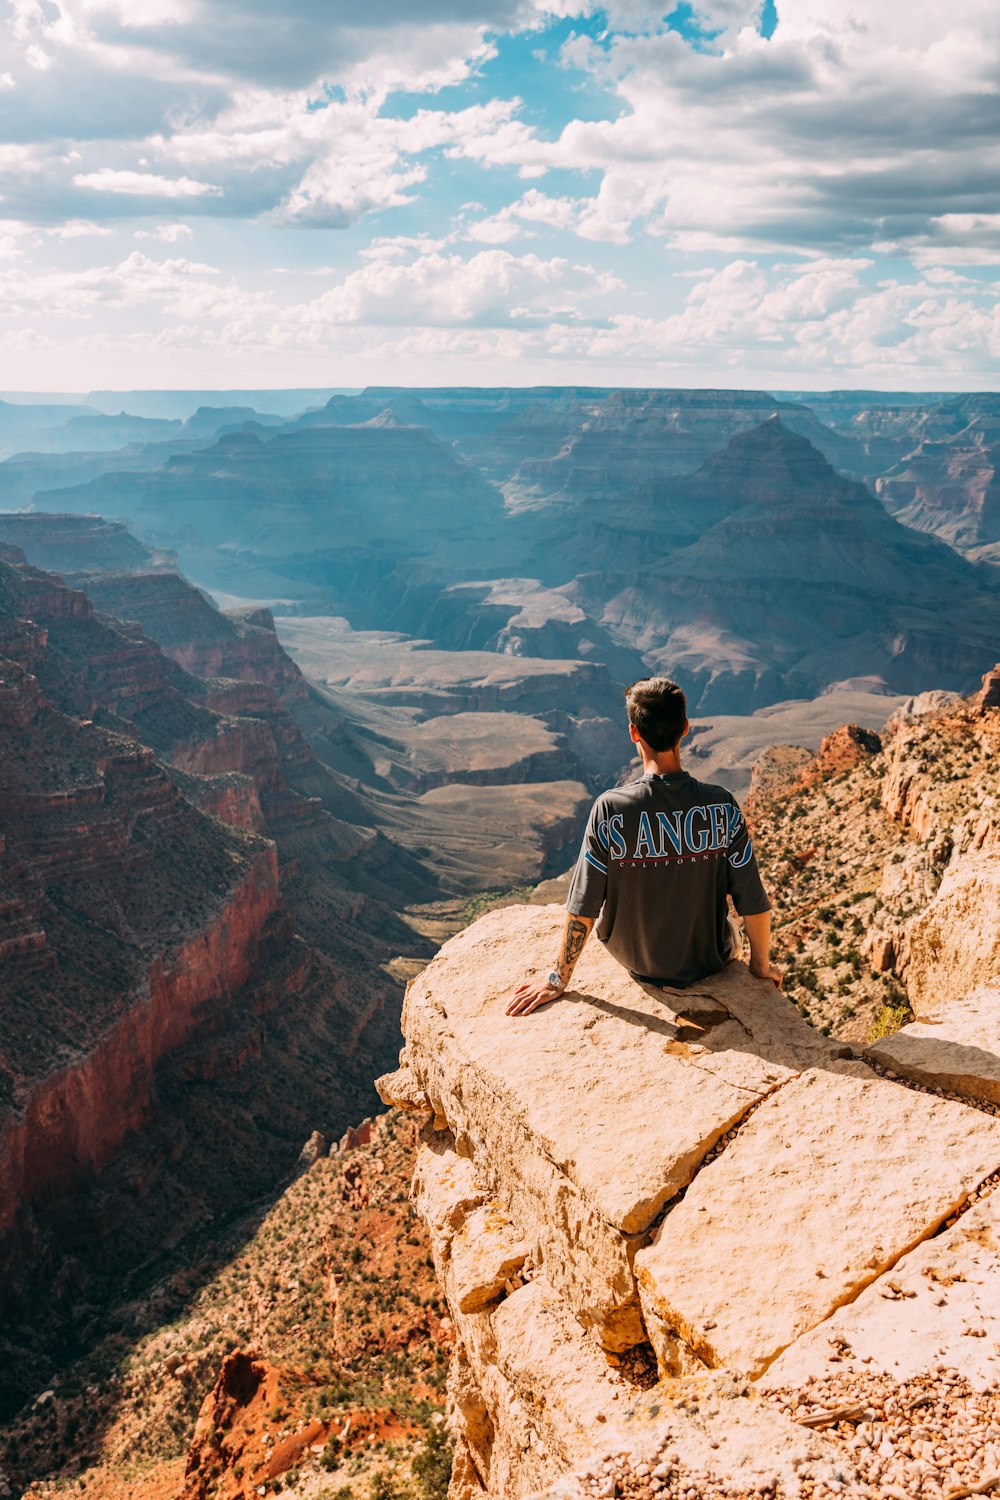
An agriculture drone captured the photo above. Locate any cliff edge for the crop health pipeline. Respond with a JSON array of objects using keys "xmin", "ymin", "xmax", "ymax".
[{"xmin": 379, "ymin": 902, "xmax": 1000, "ymax": 1500}]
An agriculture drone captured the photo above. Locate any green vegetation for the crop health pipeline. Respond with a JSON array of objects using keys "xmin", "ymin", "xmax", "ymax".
[
  {"xmin": 867, "ymin": 1002, "xmax": 913, "ymax": 1043},
  {"xmin": 460, "ymin": 885, "xmax": 532, "ymax": 924},
  {"xmin": 412, "ymin": 1423, "xmax": 453, "ymax": 1500}
]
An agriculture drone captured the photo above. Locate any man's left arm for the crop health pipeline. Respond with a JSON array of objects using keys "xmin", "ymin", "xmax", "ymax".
[{"xmin": 505, "ymin": 912, "xmax": 596, "ymax": 1017}]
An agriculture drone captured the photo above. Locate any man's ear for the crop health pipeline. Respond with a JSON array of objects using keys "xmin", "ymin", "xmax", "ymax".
[
  {"xmin": 628, "ymin": 722, "xmax": 641, "ymax": 743},
  {"xmin": 682, "ymin": 718, "xmax": 690, "ymax": 739}
]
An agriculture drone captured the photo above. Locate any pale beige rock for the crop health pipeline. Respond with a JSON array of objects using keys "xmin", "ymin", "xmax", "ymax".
[
  {"xmin": 412, "ymin": 1130, "xmax": 486, "ymax": 1244},
  {"xmin": 447, "ymin": 1431, "xmax": 486, "ymax": 1500},
  {"xmin": 863, "ymin": 928, "xmax": 896, "ymax": 974},
  {"xmin": 375, "ymin": 1060, "xmax": 432, "ymax": 1115},
  {"xmin": 468, "ymin": 1277, "xmax": 853, "ymax": 1500},
  {"xmin": 904, "ymin": 856, "xmax": 1000, "ymax": 1016},
  {"xmin": 400, "ymin": 904, "xmax": 849, "ymax": 1348},
  {"xmin": 868, "ymin": 985, "xmax": 1000, "ymax": 1107},
  {"xmin": 761, "ymin": 1187, "xmax": 1000, "ymax": 1393},
  {"xmin": 419, "ymin": 1124, "xmax": 853, "ymax": 1499},
  {"xmin": 451, "ymin": 1203, "xmax": 528, "ymax": 1313},
  {"xmin": 635, "ymin": 1066, "xmax": 1000, "ymax": 1378}
]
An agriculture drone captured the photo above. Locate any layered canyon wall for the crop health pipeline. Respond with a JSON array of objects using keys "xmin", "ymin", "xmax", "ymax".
[{"xmin": 0, "ymin": 548, "xmax": 416, "ymax": 1375}]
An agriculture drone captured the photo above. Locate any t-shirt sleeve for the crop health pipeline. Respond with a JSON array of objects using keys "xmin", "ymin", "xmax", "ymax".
[
  {"xmin": 725, "ymin": 796, "xmax": 771, "ymax": 915},
  {"xmin": 566, "ymin": 799, "xmax": 608, "ymax": 919}
]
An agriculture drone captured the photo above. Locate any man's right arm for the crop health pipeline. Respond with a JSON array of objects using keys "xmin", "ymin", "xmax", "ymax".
[{"xmin": 742, "ymin": 909, "xmax": 782, "ymax": 988}]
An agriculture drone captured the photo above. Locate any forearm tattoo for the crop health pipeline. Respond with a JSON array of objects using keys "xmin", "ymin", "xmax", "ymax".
[{"xmin": 555, "ymin": 916, "xmax": 593, "ymax": 985}]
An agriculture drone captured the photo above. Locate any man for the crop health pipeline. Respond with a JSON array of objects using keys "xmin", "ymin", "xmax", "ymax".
[{"xmin": 507, "ymin": 675, "xmax": 781, "ymax": 1017}]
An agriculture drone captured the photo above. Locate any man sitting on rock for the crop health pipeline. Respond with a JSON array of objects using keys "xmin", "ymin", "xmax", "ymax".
[{"xmin": 507, "ymin": 675, "xmax": 781, "ymax": 1016}]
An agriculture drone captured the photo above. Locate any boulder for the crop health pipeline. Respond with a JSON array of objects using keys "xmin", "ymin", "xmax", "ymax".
[
  {"xmin": 976, "ymin": 662, "xmax": 1000, "ymax": 712},
  {"xmin": 867, "ymin": 985, "xmax": 1000, "ymax": 1108},
  {"xmin": 904, "ymin": 855, "xmax": 1000, "ymax": 1016}
]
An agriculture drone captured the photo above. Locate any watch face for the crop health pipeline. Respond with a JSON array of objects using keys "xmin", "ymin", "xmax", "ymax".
[{"xmin": 547, "ymin": 970, "xmax": 562, "ymax": 988}]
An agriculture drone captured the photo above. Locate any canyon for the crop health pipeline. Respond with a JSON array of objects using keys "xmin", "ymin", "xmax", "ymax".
[
  {"xmin": 2, "ymin": 388, "xmax": 998, "ymax": 715},
  {"xmin": 1, "ymin": 386, "xmax": 999, "ymax": 1500},
  {"xmin": 0, "ymin": 540, "xmax": 437, "ymax": 1423}
]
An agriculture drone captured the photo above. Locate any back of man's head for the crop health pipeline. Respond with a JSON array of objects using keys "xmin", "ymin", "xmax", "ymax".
[{"xmin": 625, "ymin": 676, "xmax": 687, "ymax": 752}]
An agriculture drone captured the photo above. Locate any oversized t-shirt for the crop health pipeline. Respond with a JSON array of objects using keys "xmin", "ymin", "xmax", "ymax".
[{"xmin": 565, "ymin": 769, "xmax": 770, "ymax": 987}]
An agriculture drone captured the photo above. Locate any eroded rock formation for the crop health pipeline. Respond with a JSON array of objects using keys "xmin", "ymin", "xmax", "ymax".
[
  {"xmin": 0, "ymin": 550, "xmax": 422, "ymax": 1381},
  {"xmin": 379, "ymin": 901, "xmax": 1000, "ymax": 1499}
]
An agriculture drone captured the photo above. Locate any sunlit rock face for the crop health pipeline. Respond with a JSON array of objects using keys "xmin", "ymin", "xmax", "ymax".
[{"xmin": 379, "ymin": 900, "xmax": 1000, "ymax": 1499}]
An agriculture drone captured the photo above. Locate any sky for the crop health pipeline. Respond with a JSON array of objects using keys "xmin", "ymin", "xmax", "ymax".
[{"xmin": 0, "ymin": 0, "xmax": 999, "ymax": 391}]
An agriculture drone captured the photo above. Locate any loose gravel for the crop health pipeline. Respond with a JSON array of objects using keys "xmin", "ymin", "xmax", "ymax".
[{"xmin": 565, "ymin": 1371, "xmax": 999, "ymax": 1500}]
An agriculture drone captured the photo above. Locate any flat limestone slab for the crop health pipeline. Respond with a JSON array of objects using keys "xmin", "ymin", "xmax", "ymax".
[
  {"xmin": 761, "ymin": 1187, "xmax": 1000, "ymax": 1393},
  {"xmin": 394, "ymin": 904, "xmax": 848, "ymax": 1347},
  {"xmin": 635, "ymin": 1066, "xmax": 1000, "ymax": 1378},
  {"xmin": 868, "ymin": 985, "xmax": 1000, "ymax": 1108},
  {"xmin": 403, "ymin": 904, "xmax": 846, "ymax": 1234}
]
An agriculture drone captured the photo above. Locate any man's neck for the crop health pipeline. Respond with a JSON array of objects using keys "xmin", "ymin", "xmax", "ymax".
[{"xmin": 639, "ymin": 744, "xmax": 683, "ymax": 777}]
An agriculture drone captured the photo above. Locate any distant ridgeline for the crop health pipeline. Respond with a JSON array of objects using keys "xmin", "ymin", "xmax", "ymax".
[{"xmin": 1, "ymin": 386, "xmax": 998, "ymax": 714}]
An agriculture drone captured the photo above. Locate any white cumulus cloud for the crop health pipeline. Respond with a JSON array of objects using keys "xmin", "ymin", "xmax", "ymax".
[{"xmin": 72, "ymin": 169, "xmax": 222, "ymax": 198}]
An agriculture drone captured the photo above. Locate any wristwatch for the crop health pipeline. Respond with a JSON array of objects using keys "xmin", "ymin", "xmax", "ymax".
[{"xmin": 547, "ymin": 970, "xmax": 565, "ymax": 991}]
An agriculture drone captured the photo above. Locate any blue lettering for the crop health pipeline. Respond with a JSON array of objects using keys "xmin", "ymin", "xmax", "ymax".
[
  {"xmin": 730, "ymin": 837, "xmax": 754, "ymax": 869},
  {"xmin": 597, "ymin": 818, "xmax": 610, "ymax": 851},
  {"xmin": 726, "ymin": 802, "xmax": 744, "ymax": 843},
  {"xmin": 709, "ymin": 802, "xmax": 728, "ymax": 850},
  {"xmin": 608, "ymin": 813, "xmax": 627, "ymax": 861},
  {"xmin": 634, "ymin": 811, "xmax": 656, "ymax": 859},
  {"xmin": 683, "ymin": 805, "xmax": 710, "ymax": 854},
  {"xmin": 655, "ymin": 810, "xmax": 684, "ymax": 856}
]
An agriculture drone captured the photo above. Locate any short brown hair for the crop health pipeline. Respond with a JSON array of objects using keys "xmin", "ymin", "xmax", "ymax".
[{"xmin": 625, "ymin": 676, "xmax": 687, "ymax": 752}]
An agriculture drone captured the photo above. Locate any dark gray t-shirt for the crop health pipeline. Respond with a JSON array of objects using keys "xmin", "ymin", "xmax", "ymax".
[{"xmin": 565, "ymin": 770, "xmax": 770, "ymax": 987}]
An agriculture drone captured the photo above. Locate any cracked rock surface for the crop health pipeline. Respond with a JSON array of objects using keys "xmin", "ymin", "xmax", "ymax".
[{"xmin": 378, "ymin": 901, "xmax": 1000, "ymax": 1500}]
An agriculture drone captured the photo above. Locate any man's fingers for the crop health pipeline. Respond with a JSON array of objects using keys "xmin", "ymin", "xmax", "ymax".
[
  {"xmin": 505, "ymin": 992, "xmax": 538, "ymax": 1015},
  {"xmin": 506, "ymin": 985, "xmax": 559, "ymax": 1016}
]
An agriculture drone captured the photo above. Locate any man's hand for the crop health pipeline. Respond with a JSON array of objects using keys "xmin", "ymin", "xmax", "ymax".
[
  {"xmin": 505, "ymin": 913, "xmax": 595, "ymax": 1016},
  {"xmin": 749, "ymin": 959, "xmax": 783, "ymax": 989},
  {"xmin": 505, "ymin": 978, "xmax": 565, "ymax": 1017}
]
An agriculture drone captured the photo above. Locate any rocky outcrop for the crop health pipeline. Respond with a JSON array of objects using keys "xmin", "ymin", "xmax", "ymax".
[
  {"xmin": 0, "ymin": 512, "xmax": 167, "ymax": 576},
  {"xmin": 746, "ymin": 675, "xmax": 1000, "ymax": 1041},
  {"xmin": 378, "ymin": 902, "xmax": 1000, "ymax": 1498},
  {"xmin": 79, "ymin": 568, "xmax": 308, "ymax": 702},
  {"xmin": 977, "ymin": 662, "xmax": 1000, "ymax": 711}
]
